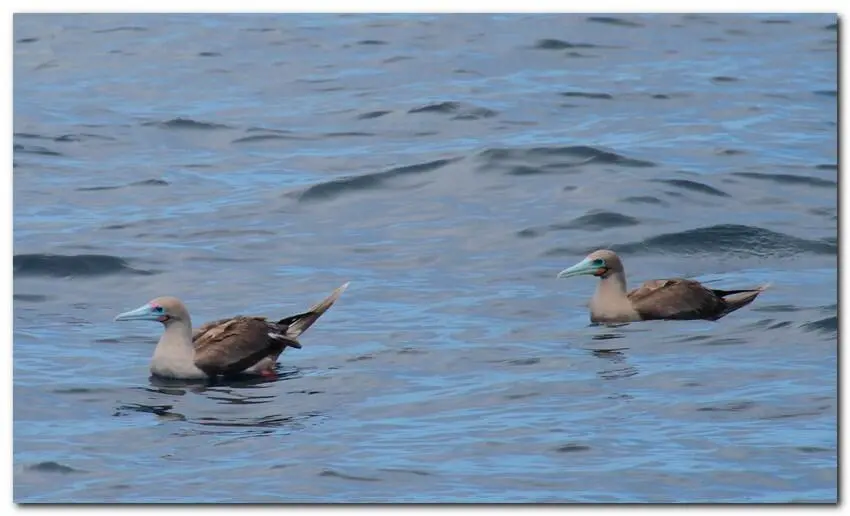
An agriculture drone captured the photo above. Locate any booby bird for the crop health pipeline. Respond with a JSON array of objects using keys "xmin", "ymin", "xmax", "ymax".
[
  {"xmin": 114, "ymin": 282, "xmax": 349, "ymax": 380},
  {"xmin": 556, "ymin": 250, "xmax": 768, "ymax": 323}
]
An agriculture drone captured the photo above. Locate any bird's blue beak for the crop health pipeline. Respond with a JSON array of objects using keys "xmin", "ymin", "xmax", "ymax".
[
  {"xmin": 114, "ymin": 303, "xmax": 161, "ymax": 322},
  {"xmin": 557, "ymin": 258, "xmax": 600, "ymax": 279}
]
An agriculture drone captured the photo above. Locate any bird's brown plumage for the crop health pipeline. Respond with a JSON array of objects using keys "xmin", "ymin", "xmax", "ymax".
[
  {"xmin": 191, "ymin": 282, "xmax": 349, "ymax": 376},
  {"xmin": 627, "ymin": 278, "xmax": 767, "ymax": 321},
  {"xmin": 193, "ymin": 317, "xmax": 290, "ymax": 376}
]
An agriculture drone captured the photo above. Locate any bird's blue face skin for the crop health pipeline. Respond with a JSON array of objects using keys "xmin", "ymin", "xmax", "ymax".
[
  {"xmin": 114, "ymin": 303, "xmax": 168, "ymax": 322},
  {"xmin": 557, "ymin": 257, "xmax": 608, "ymax": 279}
]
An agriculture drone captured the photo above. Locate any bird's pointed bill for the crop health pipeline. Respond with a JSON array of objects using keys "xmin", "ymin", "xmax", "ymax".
[
  {"xmin": 557, "ymin": 258, "xmax": 599, "ymax": 279},
  {"xmin": 115, "ymin": 304, "xmax": 160, "ymax": 322}
]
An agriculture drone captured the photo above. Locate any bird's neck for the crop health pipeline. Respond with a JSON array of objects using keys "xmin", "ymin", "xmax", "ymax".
[
  {"xmin": 596, "ymin": 270, "xmax": 628, "ymax": 298},
  {"xmin": 150, "ymin": 317, "xmax": 206, "ymax": 379},
  {"xmin": 590, "ymin": 270, "xmax": 635, "ymax": 322}
]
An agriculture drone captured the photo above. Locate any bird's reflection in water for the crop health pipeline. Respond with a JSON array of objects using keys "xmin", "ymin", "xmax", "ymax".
[
  {"xmin": 587, "ymin": 331, "xmax": 639, "ymax": 380},
  {"xmin": 180, "ymin": 411, "xmax": 327, "ymax": 445},
  {"xmin": 144, "ymin": 365, "xmax": 302, "ymax": 394},
  {"xmin": 589, "ymin": 321, "xmax": 630, "ymax": 330},
  {"xmin": 203, "ymin": 387, "xmax": 278, "ymax": 406},
  {"xmin": 194, "ymin": 411, "xmax": 323, "ymax": 429},
  {"xmin": 115, "ymin": 366, "xmax": 314, "ymax": 429},
  {"xmin": 113, "ymin": 402, "xmax": 187, "ymax": 421}
]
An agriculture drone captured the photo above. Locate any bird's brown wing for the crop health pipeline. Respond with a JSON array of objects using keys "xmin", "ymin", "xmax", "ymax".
[
  {"xmin": 628, "ymin": 278, "xmax": 725, "ymax": 321},
  {"xmin": 192, "ymin": 316, "xmax": 296, "ymax": 377},
  {"xmin": 192, "ymin": 316, "xmax": 251, "ymax": 341}
]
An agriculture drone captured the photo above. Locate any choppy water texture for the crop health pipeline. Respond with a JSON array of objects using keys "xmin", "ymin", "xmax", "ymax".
[{"xmin": 13, "ymin": 13, "xmax": 837, "ymax": 503}]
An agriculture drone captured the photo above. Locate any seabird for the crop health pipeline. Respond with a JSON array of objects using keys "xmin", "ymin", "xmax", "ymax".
[
  {"xmin": 114, "ymin": 282, "xmax": 349, "ymax": 379},
  {"xmin": 557, "ymin": 250, "xmax": 768, "ymax": 323}
]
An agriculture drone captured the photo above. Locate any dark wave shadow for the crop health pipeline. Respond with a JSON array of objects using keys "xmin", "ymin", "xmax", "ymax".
[
  {"xmin": 733, "ymin": 172, "xmax": 836, "ymax": 188},
  {"xmin": 319, "ymin": 469, "xmax": 381, "ymax": 482},
  {"xmin": 15, "ymin": 131, "xmax": 112, "ymax": 143},
  {"xmin": 544, "ymin": 224, "xmax": 836, "ymax": 258},
  {"xmin": 653, "ymin": 178, "xmax": 730, "ymax": 197},
  {"xmin": 813, "ymin": 90, "xmax": 837, "ymax": 97},
  {"xmin": 752, "ymin": 304, "xmax": 801, "ymax": 313},
  {"xmin": 323, "ymin": 131, "xmax": 376, "ymax": 138},
  {"xmin": 294, "ymin": 157, "xmax": 460, "ymax": 203},
  {"xmin": 356, "ymin": 110, "xmax": 392, "ymax": 120},
  {"xmin": 711, "ymin": 75, "xmax": 739, "ymax": 83},
  {"xmin": 25, "ymin": 461, "xmax": 85, "ymax": 474},
  {"xmin": 408, "ymin": 101, "xmax": 498, "ymax": 120},
  {"xmin": 586, "ymin": 16, "xmax": 643, "ymax": 27},
  {"xmin": 696, "ymin": 400, "xmax": 756, "ymax": 413},
  {"xmin": 232, "ymin": 128, "xmax": 310, "ymax": 143},
  {"xmin": 532, "ymin": 39, "xmax": 607, "ymax": 50},
  {"xmin": 518, "ymin": 210, "xmax": 639, "ymax": 238},
  {"xmin": 801, "ymin": 316, "xmax": 837, "ymax": 335},
  {"xmin": 76, "ymin": 179, "xmax": 169, "ymax": 192},
  {"xmin": 13, "ymin": 143, "xmax": 63, "ymax": 157},
  {"xmin": 185, "ymin": 228, "xmax": 275, "ymax": 238},
  {"xmin": 560, "ymin": 91, "xmax": 614, "ymax": 100},
  {"xmin": 13, "ymin": 293, "xmax": 49, "ymax": 302},
  {"xmin": 13, "ymin": 253, "xmax": 156, "ymax": 278},
  {"xmin": 93, "ymin": 26, "xmax": 147, "ymax": 33},
  {"xmin": 232, "ymin": 133, "xmax": 302, "ymax": 144},
  {"xmin": 564, "ymin": 210, "xmax": 640, "ymax": 231},
  {"xmin": 141, "ymin": 118, "xmax": 231, "ymax": 130},
  {"xmin": 620, "ymin": 195, "xmax": 668, "ymax": 206},
  {"xmin": 616, "ymin": 224, "xmax": 836, "ymax": 257},
  {"xmin": 478, "ymin": 145, "xmax": 656, "ymax": 173}
]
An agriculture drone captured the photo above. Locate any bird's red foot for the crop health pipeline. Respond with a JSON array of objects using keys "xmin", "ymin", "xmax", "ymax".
[{"xmin": 259, "ymin": 369, "xmax": 277, "ymax": 379}]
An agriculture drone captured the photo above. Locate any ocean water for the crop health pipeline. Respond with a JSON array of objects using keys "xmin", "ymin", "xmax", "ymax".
[{"xmin": 13, "ymin": 13, "xmax": 837, "ymax": 503}]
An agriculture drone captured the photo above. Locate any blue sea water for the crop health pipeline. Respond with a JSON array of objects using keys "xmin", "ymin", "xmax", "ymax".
[{"xmin": 13, "ymin": 13, "xmax": 836, "ymax": 503}]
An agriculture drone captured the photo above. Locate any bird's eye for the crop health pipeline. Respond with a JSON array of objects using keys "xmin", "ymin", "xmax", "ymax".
[
  {"xmin": 592, "ymin": 259, "xmax": 605, "ymax": 267},
  {"xmin": 153, "ymin": 306, "xmax": 164, "ymax": 313}
]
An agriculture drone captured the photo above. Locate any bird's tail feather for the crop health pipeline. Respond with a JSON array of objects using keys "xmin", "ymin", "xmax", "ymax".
[
  {"xmin": 278, "ymin": 282, "xmax": 350, "ymax": 339},
  {"xmin": 712, "ymin": 283, "xmax": 771, "ymax": 297},
  {"xmin": 714, "ymin": 283, "xmax": 770, "ymax": 319}
]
